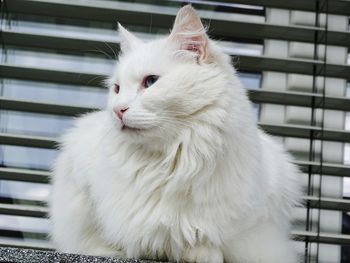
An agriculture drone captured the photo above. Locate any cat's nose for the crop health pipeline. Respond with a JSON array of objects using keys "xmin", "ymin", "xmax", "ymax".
[{"xmin": 114, "ymin": 106, "xmax": 129, "ymax": 120}]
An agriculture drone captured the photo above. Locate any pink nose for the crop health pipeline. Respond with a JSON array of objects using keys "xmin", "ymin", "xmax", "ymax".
[{"xmin": 114, "ymin": 106, "xmax": 129, "ymax": 120}]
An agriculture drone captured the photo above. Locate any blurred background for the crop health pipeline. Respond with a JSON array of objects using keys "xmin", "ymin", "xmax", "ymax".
[{"xmin": 0, "ymin": 0, "xmax": 349, "ymax": 262}]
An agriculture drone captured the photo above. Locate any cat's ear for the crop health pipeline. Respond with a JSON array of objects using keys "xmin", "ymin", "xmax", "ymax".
[
  {"xmin": 118, "ymin": 23, "xmax": 141, "ymax": 53},
  {"xmin": 169, "ymin": 5, "xmax": 210, "ymax": 63}
]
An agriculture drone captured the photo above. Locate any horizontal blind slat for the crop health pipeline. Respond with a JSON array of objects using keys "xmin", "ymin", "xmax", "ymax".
[
  {"xmin": 292, "ymin": 231, "xmax": 350, "ymax": 246},
  {"xmin": 0, "ymin": 167, "xmax": 50, "ymax": 184},
  {"xmin": 0, "ymin": 239, "xmax": 53, "ymax": 251},
  {"xmin": 0, "ymin": 133, "xmax": 57, "ymax": 149},
  {"xmin": 304, "ymin": 196, "xmax": 350, "ymax": 212},
  {"xmin": 0, "ymin": 229, "xmax": 47, "ymax": 240},
  {"xmin": 259, "ymin": 123, "xmax": 350, "ymax": 143},
  {"xmin": 0, "ymin": 64, "xmax": 103, "ymax": 87},
  {"xmin": 0, "ymin": 204, "xmax": 47, "ymax": 218},
  {"xmin": 249, "ymin": 90, "xmax": 350, "ymax": 111},
  {"xmin": 296, "ymin": 160, "xmax": 350, "ymax": 178},
  {"xmin": 0, "ymin": 97, "xmax": 98, "ymax": 116},
  {"xmin": 236, "ymin": 55, "xmax": 350, "ymax": 79}
]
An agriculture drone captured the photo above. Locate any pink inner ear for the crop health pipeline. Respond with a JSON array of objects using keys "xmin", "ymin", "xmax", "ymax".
[
  {"xmin": 180, "ymin": 35, "xmax": 206, "ymax": 59},
  {"xmin": 181, "ymin": 36, "xmax": 201, "ymax": 51}
]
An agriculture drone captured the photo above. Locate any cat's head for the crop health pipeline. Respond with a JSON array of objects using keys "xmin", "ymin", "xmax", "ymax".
[{"xmin": 107, "ymin": 5, "xmax": 234, "ymax": 145}]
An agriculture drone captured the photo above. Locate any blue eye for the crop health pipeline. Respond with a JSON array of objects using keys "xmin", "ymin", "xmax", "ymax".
[{"xmin": 142, "ymin": 75, "xmax": 159, "ymax": 88}]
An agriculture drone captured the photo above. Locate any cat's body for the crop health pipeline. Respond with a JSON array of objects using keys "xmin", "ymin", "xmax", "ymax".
[{"xmin": 50, "ymin": 6, "xmax": 301, "ymax": 263}]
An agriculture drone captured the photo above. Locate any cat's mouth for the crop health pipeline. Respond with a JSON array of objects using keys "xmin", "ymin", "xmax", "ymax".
[{"xmin": 121, "ymin": 124, "xmax": 142, "ymax": 132}]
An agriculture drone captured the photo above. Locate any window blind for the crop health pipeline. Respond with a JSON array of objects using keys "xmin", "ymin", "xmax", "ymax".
[{"xmin": 0, "ymin": 0, "xmax": 350, "ymax": 262}]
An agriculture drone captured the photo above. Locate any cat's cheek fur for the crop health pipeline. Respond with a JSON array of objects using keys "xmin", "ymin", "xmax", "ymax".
[{"xmin": 142, "ymin": 65, "xmax": 225, "ymax": 119}]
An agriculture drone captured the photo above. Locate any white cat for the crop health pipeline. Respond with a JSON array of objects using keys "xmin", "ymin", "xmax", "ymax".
[{"xmin": 50, "ymin": 5, "xmax": 301, "ymax": 263}]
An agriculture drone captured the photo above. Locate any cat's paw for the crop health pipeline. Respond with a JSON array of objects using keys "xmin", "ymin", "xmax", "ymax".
[{"xmin": 183, "ymin": 246, "xmax": 223, "ymax": 263}]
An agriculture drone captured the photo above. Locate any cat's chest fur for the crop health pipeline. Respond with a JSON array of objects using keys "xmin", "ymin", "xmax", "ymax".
[
  {"xmin": 89, "ymin": 153, "xmax": 212, "ymax": 259},
  {"xmin": 75, "ymin": 114, "xmax": 207, "ymax": 257}
]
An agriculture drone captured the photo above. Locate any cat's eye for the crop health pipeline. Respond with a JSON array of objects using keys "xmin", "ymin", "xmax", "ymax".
[
  {"xmin": 142, "ymin": 75, "xmax": 159, "ymax": 88},
  {"xmin": 114, "ymin": 84, "xmax": 120, "ymax": 94}
]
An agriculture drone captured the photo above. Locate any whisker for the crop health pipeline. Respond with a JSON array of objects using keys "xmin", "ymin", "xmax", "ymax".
[
  {"xmin": 85, "ymin": 75, "xmax": 106, "ymax": 86},
  {"xmin": 104, "ymin": 41, "xmax": 118, "ymax": 60},
  {"xmin": 156, "ymin": 116, "xmax": 194, "ymax": 124},
  {"xmin": 160, "ymin": 110, "xmax": 190, "ymax": 116},
  {"xmin": 82, "ymin": 48, "xmax": 114, "ymax": 60},
  {"xmin": 128, "ymin": 113, "xmax": 195, "ymax": 129}
]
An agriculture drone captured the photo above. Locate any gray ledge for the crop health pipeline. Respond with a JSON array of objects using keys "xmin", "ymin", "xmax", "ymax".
[{"xmin": 0, "ymin": 247, "xmax": 161, "ymax": 263}]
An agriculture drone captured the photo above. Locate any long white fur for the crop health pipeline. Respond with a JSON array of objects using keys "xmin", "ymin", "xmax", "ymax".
[{"xmin": 50, "ymin": 5, "xmax": 301, "ymax": 263}]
